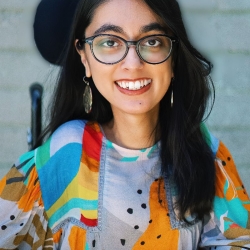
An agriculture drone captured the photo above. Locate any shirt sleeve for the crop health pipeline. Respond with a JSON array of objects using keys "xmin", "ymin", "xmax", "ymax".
[
  {"xmin": 0, "ymin": 150, "xmax": 53, "ymax": 249},
  {"xmin": 200, "ymin": 141, "xmax": 250, "ymax": 249}
]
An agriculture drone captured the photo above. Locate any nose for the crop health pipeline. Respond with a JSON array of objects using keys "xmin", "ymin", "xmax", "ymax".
[{"xmin": 121, "ymin": 46, "xmax": 143, "ymax": 70}]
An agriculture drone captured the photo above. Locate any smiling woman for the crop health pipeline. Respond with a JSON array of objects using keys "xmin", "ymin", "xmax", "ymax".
[{"xmin": 1, "ymin": 0, "xmax": 250, "ymax": 249}]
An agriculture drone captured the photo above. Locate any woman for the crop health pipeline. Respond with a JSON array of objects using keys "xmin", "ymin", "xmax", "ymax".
[{"xmin": 1, "ymin": 0, "xmax": 250, "ymax": 249}]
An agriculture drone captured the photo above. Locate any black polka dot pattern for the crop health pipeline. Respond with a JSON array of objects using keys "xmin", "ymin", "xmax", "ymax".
[
  {"xmin": 10, "ymin": 215, "xmax": 15, "ymax": 220},
  {"xmin": 120, "ymin": 239, "xmax": 125, "ymax": 246},
  {"xmin": 222, "ymin": 161, "xmax": 226, "ymax": 166},
  {"xmin": 123, "ymin": 179, "xmax": 164, "ymax": 247},
  {"xmin": 1, "ymin": 225, "xmax": 7, "ymax": 230},
  {"xmin": 92, "ymin": 240, "xmax": 96, "ymax": 247},
  {"xmin": 127, "ymin": 208, "xmax": 133, "ymax": 214}
]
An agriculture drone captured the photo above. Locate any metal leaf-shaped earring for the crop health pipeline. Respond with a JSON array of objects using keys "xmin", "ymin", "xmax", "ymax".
[{"xmin": 83, "ymin": 76, "xmax": 92, "ymax": 113}]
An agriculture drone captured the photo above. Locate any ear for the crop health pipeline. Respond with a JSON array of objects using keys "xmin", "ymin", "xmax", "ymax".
[{"xmin": 75, "ymin": 39, "xmax": 92, "ymax": 77}]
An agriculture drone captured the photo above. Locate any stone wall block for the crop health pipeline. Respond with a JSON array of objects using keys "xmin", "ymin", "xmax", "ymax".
[
  {"xmin": 0, "ymin": 9, "xmax": 36, "ymax": 50},
  {"xmin": 214, "ymin": 14, "xmax": 250, "ymax": 52},
  {"xmin": 217, "ymin": 0, "xmax": 250, "ymax": 11},
  {"xmin": 0, "ymin": 51, "xmax": 51, "ymax": 90},
  {"xmin": 211, "ymin": 53, "xmax": 250, "ymax": 94},
  {"xmin": 207, "ymin": 94, "xmax": 250, "ymax": 128}
]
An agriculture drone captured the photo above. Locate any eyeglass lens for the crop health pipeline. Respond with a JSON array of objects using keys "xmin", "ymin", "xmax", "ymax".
[{"xmin": 91, "ymin": 35, "xmax": 172, "ymax": 64}]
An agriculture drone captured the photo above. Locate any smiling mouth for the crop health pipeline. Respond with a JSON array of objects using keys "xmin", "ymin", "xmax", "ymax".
[{"xmin": 115, "ymin": 79, "xmax": 152, "ymax": 90}]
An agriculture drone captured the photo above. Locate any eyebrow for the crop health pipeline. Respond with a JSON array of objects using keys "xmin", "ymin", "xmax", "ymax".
[
  {"xmin": 93, "ymin": 22, "xmax": 167, "ymax": 36},
  {"xmin": 140, "ymin": 22, "xmax": 167, "ymax": 33},
  {"xmin": 93, "ymin": 24, "xmax": 124, "ymax": 35}
]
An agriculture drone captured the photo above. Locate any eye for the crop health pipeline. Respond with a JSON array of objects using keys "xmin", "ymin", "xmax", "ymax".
[
  {"xmin": 95, "ymin": 36, "xmax": 123, "ymax": 49},
  {"xmin": 103, "ymin": 39, "xmax": 119, "ymax": 47},
  {"xmin": 143, "ymin": 38, "xmax": 161, "ymax": 47}
]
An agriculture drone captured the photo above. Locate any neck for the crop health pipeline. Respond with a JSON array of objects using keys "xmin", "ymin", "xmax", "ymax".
[{"xmin": 102, "ymin": 108, "xmax": 160, "ymax": 149}]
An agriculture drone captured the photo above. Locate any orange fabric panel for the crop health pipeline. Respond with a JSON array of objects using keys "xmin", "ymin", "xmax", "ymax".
[
  {"xmin": 68, "ymin": 226, "xmax": 87, "ymax": 250},
  {"xmin": 18, "ymin": 168, "xmax": 41, "ymax": 212},
  {"xmin": 215, "ymin": 141, "xmax": 250, "ymax": 210},
  {"xmin": 133, "ymin": 179, "xmax": 179, "ymax": 249}
]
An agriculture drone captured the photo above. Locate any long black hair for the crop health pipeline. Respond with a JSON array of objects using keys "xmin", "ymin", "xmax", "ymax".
[{"xmin": 39, "ymin": 0, "xmax": 215, "ymax": 221}]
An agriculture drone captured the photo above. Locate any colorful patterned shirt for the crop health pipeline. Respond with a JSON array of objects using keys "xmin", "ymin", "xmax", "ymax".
[{"xmin": 0, "ymin": 120, "xmax": 250, "ymax": 249}]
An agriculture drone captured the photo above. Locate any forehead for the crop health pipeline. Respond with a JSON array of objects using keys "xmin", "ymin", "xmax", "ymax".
[{"xmin": 85, "ymin": 0, "xmax": 166, "ymax": 37}]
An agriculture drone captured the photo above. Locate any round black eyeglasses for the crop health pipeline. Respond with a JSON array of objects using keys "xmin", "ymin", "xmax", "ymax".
[{"xmin": 79, "ymin": 34, "xmax": 178, "ymax": 65}]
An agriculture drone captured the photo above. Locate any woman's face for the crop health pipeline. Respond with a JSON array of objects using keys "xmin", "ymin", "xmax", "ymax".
[{"xmin": 77, "ymin": 0, "xmax": 174, "ymax": 117}]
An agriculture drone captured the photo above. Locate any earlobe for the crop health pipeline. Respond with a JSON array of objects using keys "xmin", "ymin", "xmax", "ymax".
[
  {"xmin": 79, "ymin": 52, "xmax": 91, "ymax": 77},
  {"xmin": 75, "ymin": 39, "xmax": 92, "ymax": 77}
]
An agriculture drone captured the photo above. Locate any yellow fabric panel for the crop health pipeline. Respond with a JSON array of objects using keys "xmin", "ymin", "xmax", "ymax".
[
  {"xmin": 78, "ymin": 162, "xmax": 99, "ymax": 192},
  {"xmin": 80, "ymin": 209, "xmax": 98, "ymax": 219},
  {"xmin": 46, "ymin": 175, "xmax": 79, "ymax": 217},
  {"xmin": 78, "ymin": 183, "xmax": 98, "ymax": 200}
]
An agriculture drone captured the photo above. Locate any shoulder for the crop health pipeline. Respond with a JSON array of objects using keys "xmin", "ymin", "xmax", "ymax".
[
  {"xmin": 201, "ymin": 124, "xmax": 238, "ymax": 170},
  {"xmin": 203, "ymin": 126, "xmax": 250, "ymax": 217},
  {"xmin": 36, "ymin": 119, "xmax": 104, "ymax": 163},
  {"xmin": 49, "ymin": 119, "xmax": 87, "ymax": 156}
]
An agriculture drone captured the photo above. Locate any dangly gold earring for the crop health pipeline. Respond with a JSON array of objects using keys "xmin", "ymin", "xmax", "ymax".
[{"xmin": 83, "ymin": 76, "xmax": 92, "ymax": 113}]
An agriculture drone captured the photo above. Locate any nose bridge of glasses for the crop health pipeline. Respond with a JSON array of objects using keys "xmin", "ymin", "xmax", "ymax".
[
  {"xmin": 124, "ymin": 40, "xmax": 142, "ymax": 61},
  {"xmin": 126, "ymin": 40, "xmax": 138, "ymax": 47}
]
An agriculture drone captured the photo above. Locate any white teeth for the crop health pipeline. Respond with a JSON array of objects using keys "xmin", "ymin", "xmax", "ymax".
[
  {"xmin": 116, "ymin": 79, "xmax": 152, "ymax": 90},
  {"xmin": 129, "ymin": 81, "xmax": 134, "ymax": 90},
  {"xmin": 135, "ymin": 80, "xmax": 140, "ymax": 89}
]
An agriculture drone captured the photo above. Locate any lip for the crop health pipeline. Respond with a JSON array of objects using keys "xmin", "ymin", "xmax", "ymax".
[{"xmin": 115, "ymin": 78, "xmax": 152, "ymax": 96}]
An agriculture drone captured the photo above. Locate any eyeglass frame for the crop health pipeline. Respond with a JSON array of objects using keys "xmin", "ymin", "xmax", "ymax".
[{"xmin": 80, "ymin": 33, "xmax": 178, "ymax": 65}]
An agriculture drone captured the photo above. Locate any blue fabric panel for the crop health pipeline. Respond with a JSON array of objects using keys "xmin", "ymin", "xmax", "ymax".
[{"xmin": 38, "ymin": 143, "xmax": 82, "ymax": 210}]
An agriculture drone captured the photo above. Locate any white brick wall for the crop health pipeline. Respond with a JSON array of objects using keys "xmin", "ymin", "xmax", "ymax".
[
  {"xmin": 0, "ymin": 1, "xmax": 250, "ymax": 192},
  {"xmin": 0, "ymin": 0, "xmax": 53, "ymax": 176},
  {"xmin": 178, "ymin": 0, "xmax": 250, "ymax": 191}
]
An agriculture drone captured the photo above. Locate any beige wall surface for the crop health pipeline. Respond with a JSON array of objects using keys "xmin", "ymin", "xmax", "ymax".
[{"xmin": 0, "ymin": 0, "xmax": 250, "ymax": 191}]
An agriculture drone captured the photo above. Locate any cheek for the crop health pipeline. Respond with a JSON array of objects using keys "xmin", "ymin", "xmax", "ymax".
[
  {"xmin": 90, "ymin": 70, "xmax": 114, "ymax": 99},
  {"xmin": 158, "ymin": 63, "xmax": 173, "ymax": 86}
]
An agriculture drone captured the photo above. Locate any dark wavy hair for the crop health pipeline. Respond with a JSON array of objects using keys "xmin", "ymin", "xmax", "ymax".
[{"xmin": 39, "ymin": 0, "xmax": 215, "ymax": 221}]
